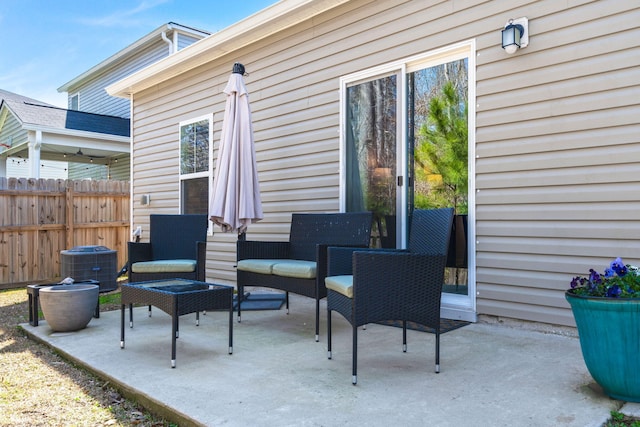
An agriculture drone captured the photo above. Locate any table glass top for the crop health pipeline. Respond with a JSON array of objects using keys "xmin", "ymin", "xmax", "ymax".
[{"xmin": 127, "ymin": 279, "xmax": 230, "ymax": 293}]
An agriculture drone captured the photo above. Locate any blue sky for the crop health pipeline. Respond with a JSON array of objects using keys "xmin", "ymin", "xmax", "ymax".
[{"xmin": 0, "ymin": 0, "xmax": 276, "ymax": 107}]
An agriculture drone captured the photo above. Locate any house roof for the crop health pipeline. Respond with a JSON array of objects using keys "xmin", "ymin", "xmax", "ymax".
[
  {"xmin": 0, "ymin": 89, "xmax": 129, "ymax": 137},
  {"xmin": 58, "ymin": 22, "xmax": 210, "ymax": 94},
  {"xmin": 107, "ymin": 0, "xmax": 351, "ymax": 98}
]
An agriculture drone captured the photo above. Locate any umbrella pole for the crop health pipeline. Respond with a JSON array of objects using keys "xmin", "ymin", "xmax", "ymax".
[{"xmin": 237, "ymin": 230, "xmax": 250, "ymax": 301}]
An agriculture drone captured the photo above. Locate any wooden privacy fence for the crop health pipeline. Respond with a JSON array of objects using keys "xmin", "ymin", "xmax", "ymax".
[{"xmin": 0, "ymin": 178, "xmax": 130, "ymax": 287}]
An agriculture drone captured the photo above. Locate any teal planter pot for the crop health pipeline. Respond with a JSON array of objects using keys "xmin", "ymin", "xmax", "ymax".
[{"xmin": 566, "ymin": 291, "xmax": 640, "ymax": 402}]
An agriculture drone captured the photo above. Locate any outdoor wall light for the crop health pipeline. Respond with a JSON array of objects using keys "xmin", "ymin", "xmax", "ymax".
[{"xmin": 502, "ymin": 17, "xmax": 529, "ymax": 54}]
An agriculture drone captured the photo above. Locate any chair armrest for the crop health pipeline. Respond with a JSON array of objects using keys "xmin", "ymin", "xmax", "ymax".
[
  {"xmin": 237, "ymin": 240, "xmax": 291, "ymax": 261},
  {"xmin": 196, "ymin": 241, "xmax": 206, "ymax": 281},
  {"xmin": 326, "ymin": 246, "xmax": 401, "ymax": 276},
  {"xmin": 128, "ymin": 242, "xmax": 152, "ymax": 264}
]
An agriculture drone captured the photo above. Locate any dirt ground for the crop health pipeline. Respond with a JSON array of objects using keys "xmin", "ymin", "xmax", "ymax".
[{"xmin": 0, "ymin": 286, "xmax": 173, "ymax": 426}]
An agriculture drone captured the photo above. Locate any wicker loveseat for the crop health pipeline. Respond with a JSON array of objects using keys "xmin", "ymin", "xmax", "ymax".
[{"xmin": 236, "ymin": 212, "xmax": 372, "ymax": 341}]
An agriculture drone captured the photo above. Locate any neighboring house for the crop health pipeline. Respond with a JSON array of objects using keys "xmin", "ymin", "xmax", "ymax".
[
  {"xmin": 0, "ymin": 22, "xmax": 209, "ymax": 180},
  {"xmin": 107, "ymin": 0, "xmax": 640, "ymax": 328},
  {"xmin": 0, "ymin": 88, "xmax": 130, "ymax": 179},
  {"xmin": 58, "ymin": 22, "xmax": 210, "ymax": 119}
]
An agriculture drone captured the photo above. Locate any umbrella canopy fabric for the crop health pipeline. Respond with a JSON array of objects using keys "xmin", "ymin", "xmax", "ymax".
[{"xmin": 209, "ymin": 69, "xmax": 263, "ymax": 234}]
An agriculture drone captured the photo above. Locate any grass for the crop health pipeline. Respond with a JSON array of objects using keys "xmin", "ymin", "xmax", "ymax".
[
  {"xmin": 99, "ymin": 291, "xmax": 121, "ymax": 306},
  {"xmin": 606, "ymin": 411, "xmax": 640, "ymax": 427},
  {"xmin": 0, "ymin": 287, "xmax": 174, "ymax": 426}
]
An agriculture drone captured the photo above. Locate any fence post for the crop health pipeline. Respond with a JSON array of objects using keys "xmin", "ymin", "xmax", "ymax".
[{"xmin": 66, "ymin": 185, "xmax": 74, "ymax": 250}]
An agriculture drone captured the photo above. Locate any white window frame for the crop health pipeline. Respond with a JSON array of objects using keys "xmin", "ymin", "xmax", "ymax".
[
  {"xmin": 70, "ymin": 93, "xmax": 80, "ymax": 111},
  {"xmin": 178, "ymin": 113, "xmax": 213, "ymax": 235}
]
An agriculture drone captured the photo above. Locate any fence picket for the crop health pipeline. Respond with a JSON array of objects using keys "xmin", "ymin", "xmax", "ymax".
[{"xmin": 0, "ymin": 177, "xmax": 130, "ymax": 287}]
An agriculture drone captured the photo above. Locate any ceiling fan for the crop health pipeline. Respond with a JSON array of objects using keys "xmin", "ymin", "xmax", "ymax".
[{"xmin": 71, "ymin": 148, "xmax": 106, "ymax": 160}]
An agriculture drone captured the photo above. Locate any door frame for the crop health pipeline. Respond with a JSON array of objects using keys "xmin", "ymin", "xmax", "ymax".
[{"xmin": 339, "ymin": 40, "xmax": 477, "ymax": 322}]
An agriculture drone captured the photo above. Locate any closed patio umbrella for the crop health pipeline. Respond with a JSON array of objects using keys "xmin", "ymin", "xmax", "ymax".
[{"xmin": 209, "ymin": 63, "xmax": 263, "ymax": 237}]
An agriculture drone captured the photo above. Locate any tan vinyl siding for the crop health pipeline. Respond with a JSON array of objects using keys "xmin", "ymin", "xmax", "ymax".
[
  {"xmin": 127, "ymin": 0, "xmax": 640, "ymax": 325},
  {"xmin": 475, "ymin": 0, "xmax": 640, "ymax": 326}
]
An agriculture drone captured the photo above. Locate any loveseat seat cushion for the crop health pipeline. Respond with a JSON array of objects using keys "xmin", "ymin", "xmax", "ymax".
[
  {"xmin": 271, "ymin": 260, "xmax": 316, "ymax": 279},
  {"xmin": 325, "ymin": 275, "xmax": 354, "ymax": 298},
  {"xmin": 131, "ymin": 259, "xmax": 197, "ymax": 273},
  {"xmin": 236, "ymin": 259, "xmax": 280, "ymax": 275},
  {"xmin": 237, "ymin": 259, "xmax": 317, "ymax": 279}
]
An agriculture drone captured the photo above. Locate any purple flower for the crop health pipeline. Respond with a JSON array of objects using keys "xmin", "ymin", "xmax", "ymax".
[
  {"xmin": 611, "ymin": 257, "xmax": 628, "ymax": 277},
  {"xmin": 568, "ymin": 258, "xmax": 640, "ymax": 298},
  {"xmin": 607, "ymin": 285, "xmax": 622, "ymax": 298},
  {"xmin": 570, "ymin": 277, "xmax": 581, "ymax": 289}
]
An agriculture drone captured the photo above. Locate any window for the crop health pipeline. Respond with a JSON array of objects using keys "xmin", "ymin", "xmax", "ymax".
[
  {"xmin": 179, "ymin": 115, "xmax": 212, "ymax": 226},
  {"xmin": 70, "ymin": 93, "xmax": 79, "ymax": 111}
]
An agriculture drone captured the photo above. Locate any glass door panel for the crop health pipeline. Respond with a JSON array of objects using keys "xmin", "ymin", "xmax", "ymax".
[
  {"xmin": 345, "ymin": 73, "xmax": 400, "ymax": 248},
  {"xmin": 408, "ymin": 58, "xmax": 469, "ymax": 296}
]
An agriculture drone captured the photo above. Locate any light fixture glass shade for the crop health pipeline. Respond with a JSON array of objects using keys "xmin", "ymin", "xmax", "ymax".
[{"xmin": 502, "ymin": 23, "xmax": 523, "ymax": 54}]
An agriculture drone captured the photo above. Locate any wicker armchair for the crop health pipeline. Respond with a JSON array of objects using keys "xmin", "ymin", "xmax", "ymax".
[
  {"xmin": 127, "ymin": 214, "xmax": 208, "ymax": 283},
  {"xmin": 325, "ymin": 208, "xmax": 454, "ymax": 384},
  {"xmin": 236, "ymin": 212, "xmax": 372, "ymax": 341}
]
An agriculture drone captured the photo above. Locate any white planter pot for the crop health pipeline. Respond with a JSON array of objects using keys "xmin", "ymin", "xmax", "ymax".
[{"xmin": 39, "ymin": 284, "xmax": 99, "ymax": 332}]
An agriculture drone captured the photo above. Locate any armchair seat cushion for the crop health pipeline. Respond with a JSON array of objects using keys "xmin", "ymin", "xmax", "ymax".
[
  {"xmin": 237, "ymin": 259, "xmax": 317, "ymax": 279},
  {"xmin": 325, "ymin": 275, "xmax": 354, "ymax": 298},
  {"xmin": 131, "ymin": 259, "xmax": 197, "ymax": 274}
]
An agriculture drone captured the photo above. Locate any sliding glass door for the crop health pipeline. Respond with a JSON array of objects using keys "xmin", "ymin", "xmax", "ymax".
[{"xmin": 341, "ymin": 42, "xmax": 476, "ymax": 321}]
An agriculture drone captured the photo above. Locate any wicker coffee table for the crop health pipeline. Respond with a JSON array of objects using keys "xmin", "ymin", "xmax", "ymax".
[{"xmin": 120, "ymin": 279, "xmax": 233, "ymax": 367}]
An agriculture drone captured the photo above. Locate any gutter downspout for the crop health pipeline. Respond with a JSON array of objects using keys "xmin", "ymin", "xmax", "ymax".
[
  {"xmin": 161, "ymin": 30, "xmax": 174, "ymax": 55},
  {"xmin": 173, "ymin": 30, "xmax": 179, "ymax": 53}
]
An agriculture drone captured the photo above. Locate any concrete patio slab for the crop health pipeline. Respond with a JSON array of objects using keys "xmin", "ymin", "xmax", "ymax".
[{"xmin": 22, "ymin": 295, "xmax": 620, "ymax": 426}]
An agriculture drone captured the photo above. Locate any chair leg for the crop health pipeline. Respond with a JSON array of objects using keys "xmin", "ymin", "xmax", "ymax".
[
  {"xmin": 402, "ymin": 320, "xmax": 407, "ymax": 352},
  {"xmin": 315, "ymin": 298, "xmax": 320, "ymax": 342},
  {"xmin": 352, "ymin": 324, "xmax": 358, "ymax": 385},
  {"xmin": 435, "ymin": 331, "xmax": 440, "ymax": 373},
  {"xmin": 327, "ymin": 308, "xmax": 332, "ymax": 359},
  {"xmin": 285, "ymin": 291, "xmax": 290, "ymax": 314},
  {"xmin": 237, "ymin": 285, "xmax": 242, "ymax": 323}
]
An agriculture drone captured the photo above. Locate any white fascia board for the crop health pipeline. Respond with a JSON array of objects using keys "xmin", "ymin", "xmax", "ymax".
[
  {"xmin": 57, "ymin": 23, "xmax": 209, "ymax": 93},
  {"xmin": 22, "ymin": 124, "xmax": 130, "ymax": 143},
  {"xmin": 106, "ymin": 0, "xmax": 351, "ymax": 98},
  {"xmin": 3, "ymin": 132, "xmax": 129, "ymax": 158},
  {"xmin": 39, "ymin": 132, "xmax": 130, "ymax": 152}
]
